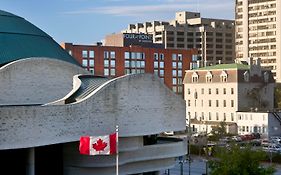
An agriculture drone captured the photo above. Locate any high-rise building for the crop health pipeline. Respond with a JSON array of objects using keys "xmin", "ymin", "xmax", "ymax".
[
  {"xmin": 235, "ymin": 0, "xmax": 281, "ymax": 81},
  {"xmin": 122, "ymin": 11, "xmax": 235, "ymax": 66},
  {"xmin": 62, "ymin": 33, "xmax": 198, "ymax": 95}
]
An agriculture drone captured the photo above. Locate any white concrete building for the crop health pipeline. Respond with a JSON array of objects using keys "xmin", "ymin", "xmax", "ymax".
[
  {"xmin": 0, "ymin": 10, "xmax": 187, "ymax": 175},
  {"xmin": 237, "ymin": 111, "xmax": 281, "ymax": 138},
  {"xmin": 123, "ymin": 11, "xmax": 235, "ymax": 66},
  {"xmin": 235, "ymin": 0, "xmax": 281, "ymax": 81},
  {"xmin": 183, "ymin": 58, "xmax": 275, "ymax": 134}
]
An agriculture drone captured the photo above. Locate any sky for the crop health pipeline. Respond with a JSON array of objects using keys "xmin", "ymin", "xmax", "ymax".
[{"xmin": 1, "ymin": 0, "xmax": 235, "ymax": 44}]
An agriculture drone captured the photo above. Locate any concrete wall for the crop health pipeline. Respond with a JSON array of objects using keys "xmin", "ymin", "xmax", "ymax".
[
  {"xmin": 0, "ymin": 58, "xmax": 87, "ymax": 105},
  {"xmin": 0, "ymin": 74, "xmax": 186, "ymax": 150}
]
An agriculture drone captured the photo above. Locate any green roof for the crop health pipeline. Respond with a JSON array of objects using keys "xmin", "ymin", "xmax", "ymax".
[
  {"xmin": 195, "ymin": 63, "xmax": 250, "ymax": 70},
  {"xmin": 0, "ymin": 10, "xmax": 78, "ymax": 65}
]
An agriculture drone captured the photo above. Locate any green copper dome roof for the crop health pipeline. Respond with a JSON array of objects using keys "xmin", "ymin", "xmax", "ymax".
[{"xmin": 0, "ymin": 10, "xmax": 78, "ymax": 65}]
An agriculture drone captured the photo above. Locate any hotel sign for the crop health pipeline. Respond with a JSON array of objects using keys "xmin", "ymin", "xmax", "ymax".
[{"xmin": 123, "ymin": 33, "xmax": 153, "ymax": 44}]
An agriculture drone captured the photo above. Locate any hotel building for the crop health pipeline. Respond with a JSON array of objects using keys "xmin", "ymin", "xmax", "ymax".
[
  {"xmin": 235, "ymin": 0, "xmax": 281, "ymax": 81},
  {"xmin": 122, "ymin": 11, "xmax": 235, "ymax": 66},
  {"xmin": 62, "ymin": 33, "xmax": 197, "ymax": 95}
]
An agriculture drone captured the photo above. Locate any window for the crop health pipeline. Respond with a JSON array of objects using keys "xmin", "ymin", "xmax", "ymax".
[
  {"xmin": 178, "ymin": 70, "xmax": 182, "ymax": 77},
  {"xmin": 201, "ymin": 88, "xmax": 204, "ymax": 94},
  {"xmin": 154, "ymin": 53, "xmax": 158, "ymax": 60},
  {"xmin": 208, "ymin": 88, "xmax": 211, "ymax": 95},
  {"xmin": 160, "ymin": 70, "xmax": 164, "ymax": 76},
  {"xmin": 223, "ymin": 113, "xmax": 226, "ymax": 121},
  {"xmin": 160, "ymin": 53, "xmax": 164, "ymax": 60},
  {"xmin": 223, "ymin": 88, "xmax": 226, "ymax": 94},
  {"xmin": 104, "ymin": 68, "xmax": 109, "ymax": 76},
  {"xmin": 192, "ymin": 72, "xmax": 199, "ymax": 83},
  {"xmin": 209, "ymin": 100, "xmax": 212, "ymax": 107},
  {"xmin": 220, "ymin": 71, "xmax": 228, "ymax": 82},
  {"xmin": 187, "ymin": 100, "xmax": 191, "ymax": 106},
  {"xmin": 104, "ymin": 60, "xmax": 109, "ymax": 67},
  {"xmin": 89, "ymin": 68, "xmax": 94, "ymax": 74},
  {"xmin": 216, "ymin": 100, "xmax": 219, "ymax": 107},
  {"xmin": 125, "ymin": 61, "xmax": 130, "ymax": 68},
  {"xmin": 223, "ymin": 100, "xmax": 226, "ymax": 107},
  {"xmin": 209, "ymin": 112, "xmax": 212, "ymax": 120},
  {"xmin": 110, "ymin": 69, "xmax": 116, "ymax": 76},
  {"xmin": 231, "ymin": 88, "xmax": 234, "ymax": 94},
  {"xmin": 173, "ymin": 70, "xmax": 177, "ymax": 77},
  {"xmin": 125, "ymin": 52, "xmax": 130, "ymax": 59},
  {"xmin": 231, "ymin": 100, "xmax": 234, "ymax": 107},
  {"xmin": 187, "ymin": 88, "xmax": 190, "ymax": 95},
  {"xmin": 141, "ymin": 61, "xmax": 145, "ymax": 68},
  {"xmin": 82, "ymin": 59, "xmax": 88, "ymax": 67},
  {"xmin": 231, "ymin": 113, "xmax": 234, "ymax": 121},
  {"xmin": 110, "ymin": 51, "xmax": 116, "ymax": 59},
  {"xmin": 154, "ymin": 62, "xmax": 158, "ymax": 68},
  {"xmin": 159, "ymin": 62, "xmax": 164, "ymax": 68},
  {"xmin": 111, "ymin": 60, "xmax": 116, "ymax": 67},
  {"xmin": 201, "ymin": 112, "xmax": 204, "ymax": 120},
  {"xmin": 178, "ymin": 62, "xmax": 182, "ymax": 69},
  {"xmin": 216, "ymin": 88, "xmax": 219, "ymax": 94},
  {"xmin": 82, "ymin": 50, "xmax": 88, "ymax": 58},
  {"xmin": 89, "ymin": 50, "xmax": 94, "ymax": 58},
  {"xmin": 206, "ymin": 71, "xmax": 212, "ymax": 83},
  {"xmin": 89, "ymin": 59, "xmax": 94, "ymax": 67},
  {"xmin": 216, "ymin": 113, "xmax": 219, "ymax": 120},
  {"xmin": 172, "ymin": 62, "xmax": 177, "ymax": 68},
  {"xmin": 178, "ymin": 54, "xmax": 183, "ymax": 61},
  {"xmin": 172, "ymin": 54, "xmax": 177, "ymax": 60},
  {"xmin": 178, "ymin": 86, "xmax": 183, "ymax": 93},
  {"xmin": 173, "ymin": 78, "xmax": 177, "ymax": 85},
  {"xmin": 104, "ymin": 51, "xmax": 109, "ymax": 58}
]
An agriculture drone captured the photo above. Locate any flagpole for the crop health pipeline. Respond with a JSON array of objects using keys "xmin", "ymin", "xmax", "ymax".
[{"xmin": 116, "ymin": 125, "xmax": 119, "ymax": 175}]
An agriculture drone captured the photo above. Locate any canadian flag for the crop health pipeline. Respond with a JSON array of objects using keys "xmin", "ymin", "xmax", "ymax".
[{"xmin": 79, "ymin": 133, "xmax": 117, "ymax": 155}]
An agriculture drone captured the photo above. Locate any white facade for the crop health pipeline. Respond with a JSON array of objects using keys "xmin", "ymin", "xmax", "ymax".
[
  {"xmin": 235, "ymin": 0, "xmax": 281, "ymax": 81},
  {"xmin": 237, "ymin": 111, "xmax": 281, "ymax": 138},
  {"xmin": 183, "ymin": 59, "xmax": 274, "ymax": 134}
]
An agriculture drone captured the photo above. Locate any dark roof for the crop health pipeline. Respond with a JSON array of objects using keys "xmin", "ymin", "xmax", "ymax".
[{"xmin": 0, "ymin": 10, "xmax": 78, "ymax": 65}]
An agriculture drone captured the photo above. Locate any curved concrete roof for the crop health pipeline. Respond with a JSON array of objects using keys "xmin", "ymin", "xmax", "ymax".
[
  {"xmin": 0, "ymin": 74, "xmax": 186, "ymax": 150},
  {"xmin": 0, "ymin": 10, "xmax": 78, "ymax": 65}
]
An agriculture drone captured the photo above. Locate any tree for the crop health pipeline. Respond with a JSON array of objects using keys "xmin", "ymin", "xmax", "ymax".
[
  {"xmin": 209, "ymin": 145, "xmax": 275, "ymax": 175},
  {"xmin": 209, "ymin": 121, "xmax": 227, "ymax": 141}
]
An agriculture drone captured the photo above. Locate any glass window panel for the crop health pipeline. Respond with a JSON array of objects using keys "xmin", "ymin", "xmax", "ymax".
[
  {"xmin": 125, "ymin": 69, "xmax": 130, "ymax": 74},
  {"xmin": 89, "ymin": 68, "xmax": 94, "ymax": 74},
  {"xmin": 172, "ymin": 62, "xmax": 177, "ymax": 68},
  {"xmin": 178, "ymin": 62, "xmax": 182, "ymax": 69},
  {"xmin": 173, "ymin": 78, "xmax": 177, "ymax": 85},
  {"xmin": 131, "ymin": 69, "xmax": 136, "ymax": 74},
  {"xmin": 131, "ymin": 52, "xmax": 137, "ymax": 59},
  {"xmin": 154, "ymin": 69, "xmax": 158, "ymax": 75},
  {"xmin": 136, "ymin": 61, "xmax": 141, "ymax": 68},
  {"xmin": 82, "ymin": 59, "xmax": 88, "ymax": 67},
  {"xmin": 82, "ymin": 50, "xmax": 88, "ymax": 58},
  {"xmin": 172, "ymin": 54, "xmax": 177, "ymax": 60},
  {"xmin": 140, "ymin": 69, "xmax": 145, "ymax": 73},
  {"xmin": 110, "ymin": 69, "xmax": 116, "ymax": 76},
  {"xmin": 110, "ymin": 51, "xmax": 115, "ymax": 59},
  {"xmin": 178, "ymin": 78, "xmax": 182, "ymax": 84},
  {"xmin": 178, "ymin": 70, "xmax": 182, "ymax": 77},
  {"xmin": 104, "ymin": 68, "xmax": 109, "ymax": 76},
  {"xmin": 104, "ymin": 51, "xmax": 109, "ymax": 59},
  {"xmin": 125, "ymin": 52, "xmax": 130, "ymax": 59},
  {"xmin": 172, "ymin": 86, "xmax": 177, "ymax": 92},
  {"xmin": 173, "ymin": 70, "xmax": 177, "ymax": 77},
  {"xmin": 89, "ymin": 59, "xmax": 94, "ymax": 67},
  {"xmin": 104, "ymin": 60, "xmax": 109, "ymax": 67},
  {"xmin": 142, "ymin": 53, "xmax": 145, "ymax": 60},
  {"xmin": 178, "ymin": 86, "xmax": 182, "ymax": 93},
  {"xmin": 154, "ymin": 61, "xmax": 158, "ymax": 68},
  {"xmin": 159, "ymin": 62, "xmax": 164, "ymax": 68},
  {"xmin": 131, "ymin": 61, "xmax": 136, "ymax": 67},
  {"xmin": 178, "ymin": 54, "xmax": 183, "ymax": 61},
  {"xmin": 89, "ymin": 50, "xmax": 94, "ymax": 58},
  {"xmin": 125, "ymin": 61, "xmax": 130, "ymax": 68},
  {"xmin": 154, "ymin": 53, "xmax": 158, "ymax": 60},
  {"xmin": 111, "ymin": 60, "xmax": 116, "ymax": 67},
  {"xmin": 160, "ymin": 70, "xmax": 164, "ymax": 76},
  {"xmin": 160, "ymin": 53, "xmax": 164, "ymax": 60},
  {"xmin": 141, "ymin": 61, "xmax": 145, "ymax": 68},
  {"xmin": 137, "ymin": 52, "xmax": 141, "ymax": 59}
]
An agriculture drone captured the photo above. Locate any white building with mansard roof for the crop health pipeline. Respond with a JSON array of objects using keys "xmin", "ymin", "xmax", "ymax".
[{"xmin": 183, "ymin": 58, "xmax": 275, "ymax": 135}]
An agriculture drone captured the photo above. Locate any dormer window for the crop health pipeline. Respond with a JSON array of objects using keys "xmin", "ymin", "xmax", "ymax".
[
  {"xmin": 220, "ymin": 70, "xmax": 228, "ymax": 82},
  {"xmin": 264, "ymin": 72, "xmax": 269, "ymax": 83},
  {"xmin": 244, "ymin": 71, "xmax": 249, "ymax": 82},
  {"xmin": 206, "ymin": 71, "xmax": 213, "ymax": 83},
  {"xmin": 192, "ymin": 72, "xmax": 199, "ymax": 83}
]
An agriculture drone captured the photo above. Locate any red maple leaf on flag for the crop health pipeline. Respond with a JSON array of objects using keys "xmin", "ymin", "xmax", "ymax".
[{"xmin": 93, "ymin": 138, "xmax": 107, "ymax": 151}]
